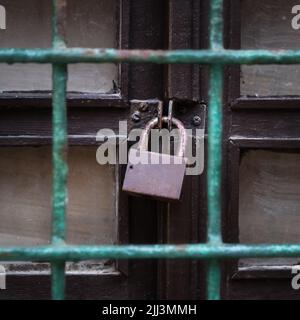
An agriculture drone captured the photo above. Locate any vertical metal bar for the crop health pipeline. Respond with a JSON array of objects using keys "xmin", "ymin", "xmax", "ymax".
[
  {"xmin": 52, "ymin": 0, "xmax": 67, "ymax": 48},
  {"xmin": 51, "ymin": 260, "xmax": 66, "ymax": 300},
  {"xmin": 207, "ymin": 64, "xmax": 223, "ymax": 244},
  {"xmin": 207, "ymin": 259, "xmax": 222, "ymax": 300},
  {"xmin": 207, "ymin": 0, "xmax": 224, "ymax": 300},
  {"xmin": 51, "ymin": 0, "xmax": 68, "ymax": 301},
  {"xmin": 209, "ymin": 0, "xmax": 223, "ymax": 50}
]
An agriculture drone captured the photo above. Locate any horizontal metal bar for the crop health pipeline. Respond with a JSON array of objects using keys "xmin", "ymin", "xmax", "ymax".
[
  {"xmin": 1, "ymin": 49, "xmax": 300, "ymax": 64},
  {"xmin": 1, "ymin": 244, "xmax": 300, "ymax": 261}
]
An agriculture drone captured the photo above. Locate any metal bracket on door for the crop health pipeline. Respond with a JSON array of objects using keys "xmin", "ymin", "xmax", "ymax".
[{"xmin": 129, "ymin": 99, "xmax": 206, "ymax": 131}]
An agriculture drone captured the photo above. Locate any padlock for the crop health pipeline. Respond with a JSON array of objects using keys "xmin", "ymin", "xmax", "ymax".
[{"xmin": 122, "ymin": 116, "xmax": 187, "ymax": 202}]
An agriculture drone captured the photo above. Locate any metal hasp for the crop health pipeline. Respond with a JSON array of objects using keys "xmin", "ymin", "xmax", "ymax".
[{"xmin": 123, "ymin": 116, "xmax": 187, "ymax": 202}]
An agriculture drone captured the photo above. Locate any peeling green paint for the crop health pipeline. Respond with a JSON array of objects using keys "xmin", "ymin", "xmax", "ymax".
[
  {"xmin": 51, "ymin": 261, "xmax": 65, "ymax": 301},
  {"xmin": 207, "ymin": 260, "xmax": 221, "ymax": 300},
  {"xmin": 51, "ymin": 63, "xmax": 67, "ymax": 301},
  {"xmin": 1, "ymin": 49, "xmax": 300, "ymax": 65},
  {"xmin": 206, "ymin": 0, "xmax": 224, "ymax": 301},
  {"xmin": 52, "ymin": 63, "xmax": 67, "ymax": 246},
  {"xmin": 51, "ymin": 0, "xmax": 67, "ymax": 301},
  {"xmin": 0, "ymin": 244, "xmax": 300, "ymax": 261}
]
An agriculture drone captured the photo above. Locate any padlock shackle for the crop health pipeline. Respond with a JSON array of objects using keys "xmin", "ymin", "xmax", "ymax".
[{"xmin": 138, "ymin": 116, "xmax": 187, "ymax": 158}]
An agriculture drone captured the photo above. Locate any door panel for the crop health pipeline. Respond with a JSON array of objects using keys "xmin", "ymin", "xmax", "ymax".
[
  {"xmin": 0, "ymin": 0, "xmax": 166, "ymax": 300},
  {"xmin": 224, "ymin": 0, "xmax": 300, "ymax": 299}
]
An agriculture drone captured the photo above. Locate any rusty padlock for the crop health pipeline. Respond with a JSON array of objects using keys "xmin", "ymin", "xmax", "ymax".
[{"xmin": 122, "ymin": 116, "xmax": 187, "ymax": 202}]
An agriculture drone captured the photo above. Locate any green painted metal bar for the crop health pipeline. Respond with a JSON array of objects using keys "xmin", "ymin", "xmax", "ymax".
[
  {"xmin": 52, "ymin": 0, "xmax": 67, "ymax": 49},
  {"xmin": 51, "ymin": 63, "xmax": 67, "ymax": 300},
  {"xmin": 51, "ymin": 261, "xmax": 66, "ymax": 300},
  {"xmin": 51, "ymin": 0, "xmax": 67, "ymax": 301},
  {"xmin": 209, "ymin": 0, "xmax": 223, "ymax": 50},
  {"xmin": 1, "ymin": 244, "xmax": 300, "ymax": 261},
  {"xmin": 206, "ymin": 0, "xmax": 224, "ymax": 301},
  {"xmin": 1, "ymin": 49, "xmax": 300, "ymax": 64},
  {"xmin": 207, "ymin": 65, "xmax": 223, "ymax": 244},
  {"xmin": 52, "ymin": 64, "xmax": 67, "ymax": 245},
  {"xmin": 207, "ymin": 260, "xmax": 221, "ymax": 300}
]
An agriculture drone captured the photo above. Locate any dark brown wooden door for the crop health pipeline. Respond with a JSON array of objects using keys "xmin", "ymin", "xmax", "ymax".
[
  {"xmin": 222, "ymin": 0, "xmax": 300, "ymax": 299},
  {"xmin": 3, "ymin": 0, "xmax": 296, "ymax": 301},
  {"xmin": 0, "ymin": 0, "xmax": 207, "ymax": 300},
  {"xmin": 0, "ymin": 0, "xmax": 165, "ymax": 300}
]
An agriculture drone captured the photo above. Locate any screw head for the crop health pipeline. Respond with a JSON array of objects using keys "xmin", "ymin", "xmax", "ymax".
[
  {"xmin": 193, "ymin": 115, "xmax": 202, "ymax": 126},
  {"xmin": 131, "ymin": 111, "xmax": 141, "ymax": 123}
]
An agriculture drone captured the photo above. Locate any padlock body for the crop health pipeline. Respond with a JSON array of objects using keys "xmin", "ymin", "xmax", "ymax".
[{"xmin": 122, "ymin": 149, "xmax": 186, "ymax": 202}]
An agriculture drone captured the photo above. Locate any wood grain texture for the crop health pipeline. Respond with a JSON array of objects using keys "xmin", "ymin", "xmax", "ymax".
[
  {"xmin": 239, "ymin": 150, "xmax": 300, "ymax": 266},
  {"xmin": 241, "ymin": 0, "xmax": 300, "ymax": 96},
  {"xmin": 0, "ymin": 147, "xmax": 116, "ymax": 246},
  {"xmin": 0, "ymin": 0, "xmax": 117, "ymax": 93}
]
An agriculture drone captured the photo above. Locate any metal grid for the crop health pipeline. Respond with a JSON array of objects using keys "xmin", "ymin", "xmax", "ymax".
[{"xmin": 0, "ymin": 0, "xmax": 300, "ymax": 300}]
